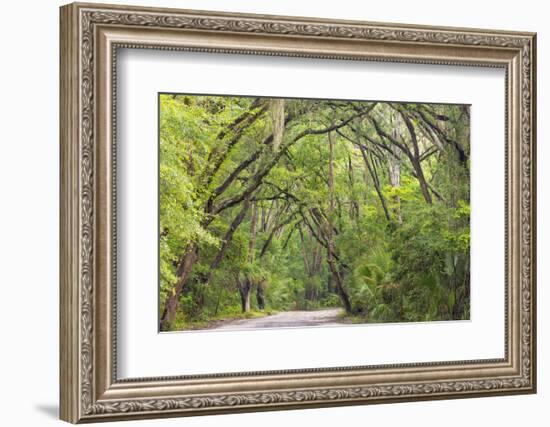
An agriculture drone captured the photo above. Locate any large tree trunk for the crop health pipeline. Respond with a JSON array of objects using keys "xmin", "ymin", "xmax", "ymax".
[
  {"xmin": 159, "ymin": 244, "xmax": 199, "ymax": 331},
  {"xmin": 327, "ymin": 259, "xmax": 352, "ymax": 312},
  {"xmin": 239, "ymin": 279, "xmax": 252, "ymax": 313},
  {"xmin": 160, "ymin": 199, "xmax": 251, "ymax": 330}
]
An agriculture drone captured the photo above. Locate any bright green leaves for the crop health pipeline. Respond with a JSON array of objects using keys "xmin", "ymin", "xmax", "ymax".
[{"xmin": 159, "ymin": 94, "xmax": 470, "ymax": 328}]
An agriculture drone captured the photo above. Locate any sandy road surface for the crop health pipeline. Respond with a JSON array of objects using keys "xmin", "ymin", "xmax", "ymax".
[{"xmin": 211, "ymin": 308, "xmax": 345, "ymax": 330}]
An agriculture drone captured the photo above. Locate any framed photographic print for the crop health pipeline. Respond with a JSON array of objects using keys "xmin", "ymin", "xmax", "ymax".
[{"xmin": 60, "ymin": 2, "xmax": 537, "ymax": 423}]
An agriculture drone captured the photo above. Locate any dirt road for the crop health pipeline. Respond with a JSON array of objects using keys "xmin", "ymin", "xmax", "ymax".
[{"xmin": 211, "ymin": 308, "xmax": 346, "ymax": 330}]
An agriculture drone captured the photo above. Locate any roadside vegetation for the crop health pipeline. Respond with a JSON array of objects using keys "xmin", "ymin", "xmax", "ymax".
[{"xmin": 159, "ymin": 94, "xmax": 471, "ymax": 331}]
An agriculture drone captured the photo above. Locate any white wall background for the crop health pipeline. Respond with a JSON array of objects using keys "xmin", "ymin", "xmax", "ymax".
[{"xmin": 0, "ymin": 0, "xmax": 545, "ymax": 426}]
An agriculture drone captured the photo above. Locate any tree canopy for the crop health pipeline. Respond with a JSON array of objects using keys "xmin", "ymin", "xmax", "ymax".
[{"xmin": 158, "ymin": 94, "xmax": 470, "ymax": 331}]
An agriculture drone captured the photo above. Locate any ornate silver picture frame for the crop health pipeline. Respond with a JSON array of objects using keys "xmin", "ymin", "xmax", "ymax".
[{"xmin": 60, "ymin": 2, "xmax": 536, "ymax": 423}]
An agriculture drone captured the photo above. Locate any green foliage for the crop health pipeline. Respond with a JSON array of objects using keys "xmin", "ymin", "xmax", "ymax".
[
  {"xmin": 389, "ymin": 200, "xmax": 470, "ymax": 321},
  {"xmin": 158, "ymin": 94, "xmax": 471, "ymax": 330}
]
